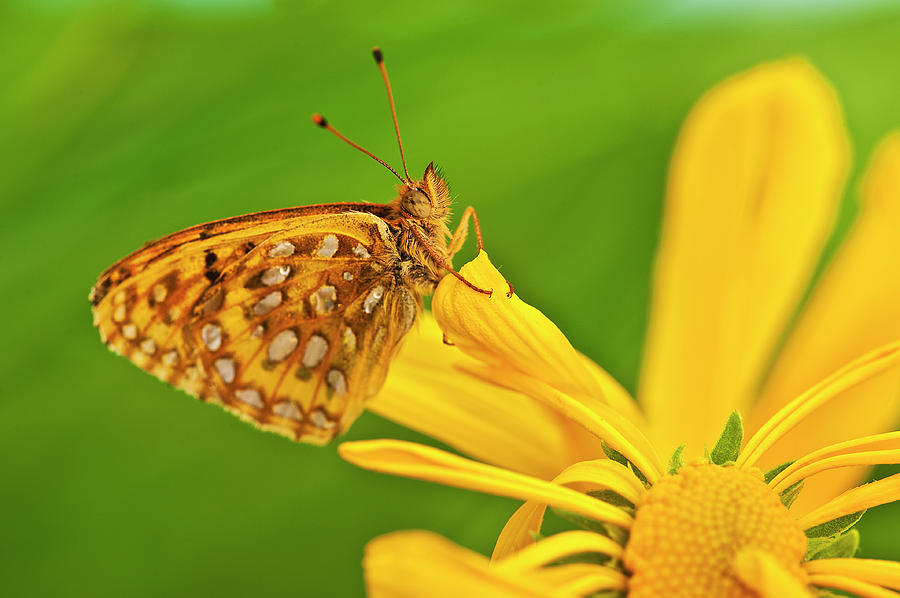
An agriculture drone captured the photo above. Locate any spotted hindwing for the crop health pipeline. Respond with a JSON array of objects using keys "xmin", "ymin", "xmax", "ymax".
[{"xmin": 91, "ymin": 206, "xmax": 419, "ymax": 444}]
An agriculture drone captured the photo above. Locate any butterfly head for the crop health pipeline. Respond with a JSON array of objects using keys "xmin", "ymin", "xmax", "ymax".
[{"xmin": 399, "ymin": 162, "xmax": 450, "ymax": 220}]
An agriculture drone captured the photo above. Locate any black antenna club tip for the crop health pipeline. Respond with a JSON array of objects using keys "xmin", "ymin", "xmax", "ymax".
[
  {"xmin": 372, "ymin": 47, "xmax": 384, "ymax": 63},
  {"xmin": 311, "ymin": 113, "xmax": 327, "ymax": 127}
]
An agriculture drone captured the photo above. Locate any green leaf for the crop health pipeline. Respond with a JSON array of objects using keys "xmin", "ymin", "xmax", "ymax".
[
  {"xmin": 805, "ymin": 510, "xmax": 866, "ymax": 538},
  {"xmin": 587, "ymin": 489, "xmax": 635, "ymax": 513},
  {"xmin": 551, "ymin": 508, "xmax": 610, "ymax": 535},
  {"xmin": 805, "ymin": 529, "xmax": 860, "ymax": 561},
  {"xmin": 668, "ymin": 445, "xmax": 685, "ymax": 475},
  {"xmin": 710, "ymin": 411, "xmax": 743, "ymax": 465},
  {"xmin": 764, "ymin": 461, "xmax": 794, "ymax": 483},
  {"xmin": 779, "ymin": 480, "xmax": 804, "ymax": 508},
  {"xmin": 601, "ymin": 441, "xmax": 629, "ymax": 466},
  {"xmin": 601, "ymin": 441, "xmax": 650, "ymax": 487},
  {"xmin": 550, "ymin": 507, "xmax": 630, "ymax": 545},
  {"xmin": 551, "ymin": 550, "xmax": 615, "ymax": 566}
]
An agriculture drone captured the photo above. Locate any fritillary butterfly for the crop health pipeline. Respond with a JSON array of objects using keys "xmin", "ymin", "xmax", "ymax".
[{"xmin": 89, "ymin": 48, "xmax": 497, "ymax": 445}]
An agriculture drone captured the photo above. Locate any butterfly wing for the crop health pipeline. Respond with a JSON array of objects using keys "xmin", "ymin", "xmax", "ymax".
[{"xmin": 91, "ymin": 204, "xmax": 419, "ymax": 444}]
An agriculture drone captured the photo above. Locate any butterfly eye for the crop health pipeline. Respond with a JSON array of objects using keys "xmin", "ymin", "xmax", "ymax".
[{"xmin": 400, "ymin": 188, "xmax": 432, "ymax": 218}]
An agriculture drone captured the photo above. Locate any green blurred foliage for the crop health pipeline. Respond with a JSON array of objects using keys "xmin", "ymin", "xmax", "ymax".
[{"xmin": 2, "ymin": 1, "xmax": 899, "ymax": 596}]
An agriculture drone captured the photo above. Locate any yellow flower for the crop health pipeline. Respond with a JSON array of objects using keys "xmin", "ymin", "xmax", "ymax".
[{"xmin": 344, "ymin": 58, "xmax": 900, "ymax": 597}]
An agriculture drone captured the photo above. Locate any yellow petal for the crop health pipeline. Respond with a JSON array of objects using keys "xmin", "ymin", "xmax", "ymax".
[
  {"xmin": 548, "ymin": 459, "xmax": 646, "ymax": 503},
  {"xmin": 531, "ymin": 564, "xmax": 627, "ymax": 595},
  {"xmin": 796, "ymin": 472, "xmax": 900, "ymax": 530},
  {"xmin": 364, "ymin": 531, "xmax": 566, "ymax": 598},
  {"xmin": 732, "ymin": 549, "xmax": 814, "ymax": 598},
  {"xmin": 339, "ymin": 439, "xmax": 633, "ymax": 528},
  {"xmin": 491, "ymin": 459, "xmax": 643, "ymax": 561},
  {"xmin": 806, "ymin": 574, "xmax": 899, "ymax": 598},
  {"xmin": 750, "ymin": 132, "xmax": 900, "ymax": 509},
  {"xmin": 433, "ymin": 251, "xmax": 640, "ymax": 421},
  {"xmin": 370, "ymin": 313, "xmax": 584, "ymax": 479},
  {"xmin": 640, "ymin": 58, "xmax": 850, "ymax": 456},
  {"xmin": 804, "ymin": 559, "xmax": 900, "ymax": 591},
  {"xmin": 492, "ymin": 501, "xmax": 547, "ymax": 562},
  {"xmin": 461, "ymin": 363, "xmax": 662, "ymax": 482},
  {"xmin": 737, "ymin": 341, "xmax": 900, "ymax": 469},
  {"xmin": 493, "ymin": 530, "xmax": 622, "ymax": 574},
  {"xmin": 580, "ymin": 350, "xmax": 649, "ymax": 429},
  {"xmin": 769, "ymin": 432, "xmax": 900, "ymax": 493}
]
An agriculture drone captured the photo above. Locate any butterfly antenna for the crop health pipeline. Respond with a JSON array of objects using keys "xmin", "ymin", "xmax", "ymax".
[
  {"xmin": 311, "ymin": 113, "xmax": 406, "ymax": 185},
  {"xmin": 372, "ymin": 47, "xmax": 411, "ymax": 183}
]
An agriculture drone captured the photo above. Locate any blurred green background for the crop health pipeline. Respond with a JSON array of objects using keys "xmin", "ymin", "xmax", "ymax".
[{"xmin": 3, "ymin": 0, "xmax": 900, "ymax": 595}]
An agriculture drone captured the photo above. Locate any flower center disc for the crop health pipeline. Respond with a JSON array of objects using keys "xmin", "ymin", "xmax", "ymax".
[{"xmin": 623, "ymin": 463, "xmax": 807, "ymax": 597}]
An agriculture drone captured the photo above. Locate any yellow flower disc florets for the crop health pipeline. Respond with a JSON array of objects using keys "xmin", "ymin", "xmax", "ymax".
[{"xmin": 623, "ymin": 463, "xmax": 807, "ymax": 597}]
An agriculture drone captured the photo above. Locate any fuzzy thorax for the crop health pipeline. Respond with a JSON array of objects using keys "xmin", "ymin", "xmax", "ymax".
[{"xmin": 385, "ymin": 163, "xmax": 455, "ymax": 294}]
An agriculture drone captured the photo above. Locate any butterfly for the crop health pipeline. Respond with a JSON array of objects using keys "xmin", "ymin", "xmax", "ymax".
[{"xmin": 89, "ymin": 47, "xmax": 502, "ymax": 445}]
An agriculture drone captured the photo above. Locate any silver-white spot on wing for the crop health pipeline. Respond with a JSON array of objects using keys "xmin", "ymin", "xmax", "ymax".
[
  {"xmin": 201, "ymin": 323, "xmax": 222, "ymax": 351},
  {"xmin": 317, "ymin": 234, "xmax": 339, "ymax": 258},
  {"xmin": 253, "ymin": 291, "xmax": 282, "ymax": 316},
  {"xmin": 140, "ymin": 338, "xmax": 157, "ymax": 355},
  {"xmin": 363, "ymin": 285, "xmax": 384, "ymax": 314},
  {"xmin": 261, "ymin": 265, "xmax": 290, "ymax": 286},
  {"xmin": 214, "ymin": 357, "xmax": 236, "ymax": 384},
  {"xmin": 152, "ymin": 284, "xmax": 168, "ymax": 303},
  {"xmin": 268, "ymin": 241, "xmax": 295, "ymax": 258},
  {"xmin": 234, "ymin": 388, "xmax": 263, "ymax": 409},
  {"xmin": 302, "ymin": 334, "xmax": 328, "ymax": 368},
  {"xmin": 268, "ymin": 329, "xmax": 299, "ymax": 362},
  {"xmin": 272, "ymin": 400, "xmax": 302, "ymax": 421},
  {"xmin": 162, "ymin": 350, "xmax": 179, "ymax": 366},
  {"xmin": 310, "ymin": 407, "xmax": 336, "ymax": 430},
  {"xmin": 326, "ymin": 369, "xmax": 347, "ymax": 397}
]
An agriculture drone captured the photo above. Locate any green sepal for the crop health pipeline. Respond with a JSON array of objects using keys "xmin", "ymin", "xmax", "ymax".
[
  {"xmin": 779, "ymin": 480, "xmax": 804, "ymax": 508},
  {"xmin": 601, "ymin": 441, "xmax": 650, "ymax": 487},
  {"xmin": 550, "ymin": 507, "xmax": 630, "ymax": 545},
  {"xmin": 587, "ymin": 489, "xmax": 635, "ymax": 514},
  {"xmin": 764, "ymin": 461, "xmax": 794, "ymax": 483},
  {"xmin": 804, "ymin": 529, "xmax": 859, "ymax": 561},
  {"xmin": 552, "ymin": 508, "xmax": 608, "ymax": 535},
  {"xmin": 710, "ymin": 411, "xmax": 743, "ymax": 465},
  {"xmin": 550, "ymin": 550, "xmax": 615, "ymax": 567},
  {"xmin": 804, "ymin": 510, "xmax": 866, "ymax": 538},
  {"xmin": 668, "ymin": 445, "xmax": 685, "ymax": 475}
]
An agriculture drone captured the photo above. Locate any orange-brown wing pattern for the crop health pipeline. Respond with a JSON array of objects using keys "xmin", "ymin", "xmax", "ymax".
[{"xmin": 91, "ymin": 207, "xmax": 420, "ymax": 444}]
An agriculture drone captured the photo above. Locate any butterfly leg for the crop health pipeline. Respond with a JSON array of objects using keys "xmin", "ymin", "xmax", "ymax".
[
  {"xmin": 409, "ymin": 224, "xmax": 493, "ymax": 296},
  {"xmin": 449, "ymin": 207, "xmax": 514, "ymax": 298},
  {"xmin": 448, "ymin": 206, "xmax": 484, "ymax": 257}
]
